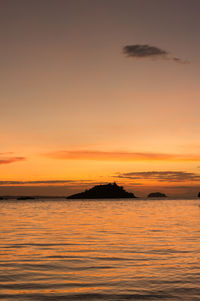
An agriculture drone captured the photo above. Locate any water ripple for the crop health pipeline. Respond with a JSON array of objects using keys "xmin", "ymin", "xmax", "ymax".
[{"xmin": 0, "ymin": 199, "xmax": 200, "ymax": 300}]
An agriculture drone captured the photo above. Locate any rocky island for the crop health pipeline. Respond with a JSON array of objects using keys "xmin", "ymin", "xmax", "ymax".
[
  {"xmin": 148, "ymin": 192, "xmax": 167, "ymax": 198},
  {"xmin": 67, "ymin": 182, "xmax": 136, "ymax": 199},
  {"xmin": 17, "ymin": 196, "xmax": 36, "ymax": 200}
]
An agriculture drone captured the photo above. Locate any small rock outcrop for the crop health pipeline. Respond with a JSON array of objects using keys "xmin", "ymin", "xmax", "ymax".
[
  {"xmin": 67, "ymin": 182, "xmax": 136, "ymax": 199},
  {"xmin": 148, "ymin": 192, "xmax": 167, "ymax": 198},
  {"xmin": 17, "ymin": 196, "xmax": 36, "ymax": 200}
]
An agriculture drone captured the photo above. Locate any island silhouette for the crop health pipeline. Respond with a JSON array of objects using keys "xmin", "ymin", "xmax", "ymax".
[
  {"xmin": 17, "ymin": 196, "xmax": 36, "ymax": 200},
  {"xmin": 67, "ymin": 182, "xmax": 136, "ymax": 199},
  {"xmin": 148, "ymin": 192, "xmax": 167, "ymax": 198}
]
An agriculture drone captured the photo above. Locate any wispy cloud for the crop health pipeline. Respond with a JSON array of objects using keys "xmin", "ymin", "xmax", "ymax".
[
  {"xmin": 45, "ymin": 150, "xmax": 200, "ymax": 162},
  {"xmin": 0, "ymin": 180, "xmax": 108, "ymax": 186},
  {"xmin": 0, "ymin": 153, "xmax": 26, "ymax": 165},
  {"xmin": 0, "ymin": 152, "xmax": 14, "ymax": 155},
  {"xmin": 117, "ymin": 171, "xmax": 200, "ymax": 182},
  {"xmin": 123, "ymin": 44, "xmax": 188, "ymax": 63},
  {"xmin": 0, "ymin": 180, "xmax": 74, "ymax": 186}
]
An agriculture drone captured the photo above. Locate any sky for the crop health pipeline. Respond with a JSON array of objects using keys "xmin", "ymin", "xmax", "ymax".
[{"xmin": 1, "ymin": 0, "xmax": 200, "ymax": 197}]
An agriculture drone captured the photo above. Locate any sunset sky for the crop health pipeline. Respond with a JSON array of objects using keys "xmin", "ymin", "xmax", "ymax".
[{"xmin": 1, "ymin": 0, "xmax": 200, "ymax": 197}]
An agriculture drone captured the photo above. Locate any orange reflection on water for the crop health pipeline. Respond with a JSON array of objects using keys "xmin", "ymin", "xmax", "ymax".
[{"xmin": 0, "ymin": 199, "xmax": 200, "ymax": 298}]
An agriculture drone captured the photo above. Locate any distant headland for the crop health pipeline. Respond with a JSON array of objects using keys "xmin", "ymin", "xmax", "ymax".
[
  {"xmin": 148, "ymin": 192, "xmax": 167, "ymax": 198},
  {"xmin": 67, "ymin": 182, "xmax": 136, "ymax": 199},
  {"xmin": 17, "ymin": 196, "xmax": 36, "ymax": 200}
]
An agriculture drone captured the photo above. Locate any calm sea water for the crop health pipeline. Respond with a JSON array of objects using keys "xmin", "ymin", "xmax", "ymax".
[{"xmin": 0, "ymin": 199, "xmax": 200, "ymax": 300}]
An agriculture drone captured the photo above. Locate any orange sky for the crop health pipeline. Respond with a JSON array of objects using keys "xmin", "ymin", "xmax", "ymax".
[{"xmin": 1, "ymin": 0, "xmax": 200, "ymax": 197}]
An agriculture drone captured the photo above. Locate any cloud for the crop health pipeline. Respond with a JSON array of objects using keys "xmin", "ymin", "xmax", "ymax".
[
  {"xmin": 117, "ymin": 171, "xmax": 200, "ymax": 182},
  {"xmin": 0, "ymin": 153, "xmax": 26, "ymax": 165},
  {"xmin": 0, "ymin": 152, "xmax": 14, "ymax": 155},
  {"xmin": 0, "ymin": 180, "xmax": 108, "ymax": 186},
  {"xmin": 0, "ymin": 180, "xmax": 74, "ymax": 185},
  {"xmin": 45, "ymin": 150, "xmax": 200, "ymax": 162},
  {"xmin": 123, "ymin": 44, "xmax": 167, "ymax": 57},
  {"xmin": 123, "ymin": 44, "xmax": 188, "ymax": 63}
]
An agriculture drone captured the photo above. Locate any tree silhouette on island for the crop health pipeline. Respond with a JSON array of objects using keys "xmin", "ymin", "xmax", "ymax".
[{"xmin": 67, "ymin": 182, "xmax": 136, "ymax": 199}]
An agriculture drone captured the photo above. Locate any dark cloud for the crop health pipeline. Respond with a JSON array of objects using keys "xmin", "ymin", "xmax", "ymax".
[
  {"xmin": 123, "ymin": 44, "xmax": 167, "ymax": 58},
  {"xmin": 117, "ymin": 171, "xmax": 200, "ymax": 182},
  {"xmin": 123, "ymin": 44, "xmax": 188, "ymax": 63}
]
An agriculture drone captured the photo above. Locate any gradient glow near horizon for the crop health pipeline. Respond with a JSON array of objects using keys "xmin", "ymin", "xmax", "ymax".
[{"xmin": 1, "ymin": 0, "xmax": 200, "ymax": 197}]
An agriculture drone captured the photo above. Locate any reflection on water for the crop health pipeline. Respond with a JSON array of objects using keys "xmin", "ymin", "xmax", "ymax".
[{"xmin": 0, "ymin": 199, "xmax": 200, "ymax": 300}]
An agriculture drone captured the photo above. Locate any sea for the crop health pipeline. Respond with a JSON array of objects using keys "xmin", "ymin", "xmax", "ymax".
[{"xmin": 0, "ymin": 198, "xmax": 200, "ymax": 300}]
